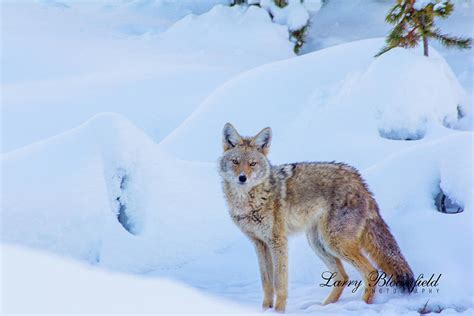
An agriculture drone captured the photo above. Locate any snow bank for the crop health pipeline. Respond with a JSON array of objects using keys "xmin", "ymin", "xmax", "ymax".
[
  {"xmin": 2, "ymin": 123, "xmax": 472, "ymax": 313},
  {"xmin": 35, "ymin": 0, "xmax": 230, "ymax": 34},
  {"xmin": 303, "ymin": 0, "xmax": 323, "ymax": 13},
  {"xmin": 302, "ymin": 0, "xmax": 473, "ymax": 124},
  {"xmin": 160, "ymin": 5, "xmax": 294, "ymax": 58},
  {"xmin": 2, "ymin": 1, "xmax": 294, "ymax": 152},
  {"xmin": 359, "ymin": 133, "xmax": 473, "ymax": 311},
  {"xmin": 154, "ymin": 38, "xmax": 472, "ymax": 312},
  {"xmin": 161, "ymin": 38, "xmax": 381, "ymax": 164},
  {"xmin": 1, "ymin": 113, "xmax": 238, "ymax": 274},
  {"xmin": 351, "ymin": 47, "xmax": 467, "ymax": 140},
  {"xmin": 1, "ymin": 244, "xmax": 251, "ymax": 314},
  {"xmin": 260, "ymin": 0, "xmax": 310, "ymax": 32},
  {"xmin": 161, "ymin": 39, "xmax": 467, "ymax": 166},
  {"xmin": 1, "ymin": 113, "xmax": 156, "ymax": 262},
  {"xmin": 2, "ymin": 3, "xmax": 472, "ymax": 313},
  {"xmin": 365, "ymin": 132, "xmax": 473, "ymax": 216}
]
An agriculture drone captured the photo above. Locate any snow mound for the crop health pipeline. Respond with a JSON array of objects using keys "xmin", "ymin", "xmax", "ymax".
[
  {"xmin": 286, "ymin": 4, "xmax": 310, "ymax": 32},
  {"xmin": 1, "ymin": 113, "xmax": 156, "ymax": 262},
  {"xmin": 1, "ymin": 113, "xmax": 237, "ymax": 273},
  {"xmin": 260, "ymin": 0, "xmax": 310, "ymax": 32},
  {"xmin": 160, "ymin": 4, "xmax": 294, "ymax": 58},
  {"xmin": 303, "ymin": 0, "xmax": 323, "ymax": 13},
  {"xmin": 2, "ymin": 124, "xmax": 473, "ymax": 313},
  {"xmin": 2, "ymin": 1, "xmax": 294, "ymax": 153},
  {"xmin": 351, "ymin": 47, "xmax": 467, "ymax": 140},
  {"xmin": 365, "ymin": 132, "xmax": 473, "ymax": 218},
  {"xmin": 2, "ymin": 57, "xmax": 472, "ymax": 315},
  {"xmin": 362, "ymin": 132, "xmax": 473, "ymax": 304},
  {"xmin": 2, "ymin": 244, "xmax": 251, "ymax": 314},
  {"xmin": 162, "ymin": 39, "xmax": 468, "ymax": 164},
  {"xmin": 2, "ymin": 2, "xmax": 473, "ymax": 314},
  {"xmin": 161, "ymin": 38, "xmax": 380, "ymax": 164}
]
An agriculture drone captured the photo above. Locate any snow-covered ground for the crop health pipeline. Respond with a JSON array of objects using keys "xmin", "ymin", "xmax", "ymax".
[
  {"xmin": 304, "ymin": 0, "xmax": 473, "ymax": 92},
  {"xmin": 1, "ymin": 0, "xmax": 293, "ymax": 152},
  {"xmin": 1, "ymin": 0, "xmax": 473, "ymax": 315},
  {"xmin": 1, "ymin": 244, "xmax": 254, "ymax": 314}
]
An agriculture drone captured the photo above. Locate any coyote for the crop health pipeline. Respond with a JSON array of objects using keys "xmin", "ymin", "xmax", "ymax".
[{"xmin": 219, "ymin": 123, "xmax": 414, "ymax": 313}]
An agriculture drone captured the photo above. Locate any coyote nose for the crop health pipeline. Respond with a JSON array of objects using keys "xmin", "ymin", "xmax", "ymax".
[{"xmin": 239, "ymin": 175, "xmax": 247, "ymax": 183}]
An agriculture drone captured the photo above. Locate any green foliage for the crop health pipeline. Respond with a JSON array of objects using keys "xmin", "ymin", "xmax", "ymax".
[
  {"xmin": 429, "ymin": 28, "xmax": 472, "ymax": 49},
  {"xmin": 274, "ymin": 0, "xmax": 288, "ymax": 8},
  {"xmin": 291, "ymin": 24, "xmax": 309, "ymax": 54},
  {"xmin": 376, "ymin": 0, "xmax": 472, "ymax": 57}
]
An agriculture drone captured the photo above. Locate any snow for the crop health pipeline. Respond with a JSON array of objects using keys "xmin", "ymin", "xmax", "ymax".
[
  {"xmin": 1, "ymin": 2, "xmax": 293, "ymax": 152},
  {"xmin": 260, "ymin": 0, "xmax": 310, "ymax": 32},
  {"xmin": 351, "ymin": 47, "xmax": 467, "ymax": 140},
  {"xmin": 303, "ymin": 0, "xmax": 323, "ymax": 13},
  {"xmin": 414, "ymin": 0, "xmax": 434, "ymax": 10},
  {"xmin": 302, "ymin": 0, "xmax": 473, "ymax": 93},
  {"xmin": 161, "ymin": 39, "xmax": 467, "ymax": 163},
  {"xmin": 1, "ymin": 0, "xmax": 473, "ymax": 314},
  {"xmin": 159, "ymin": 4, "xmax": 293, "ymax": 57},
  {"xmin": 434, "ymin": 2, "xmax": 448, "ymax": 11},
  {"xmin": 1, "ymin": 112, "xmax": 236, "ymax": 273},
  {"xmin": 1, "ymin": 244, "xmax": 252, "ymax": 314},
  {"xmin": 287, "ymin": 3, "xmax": 310, "ymax": 31},
  {"xmin": 413, "ymin": 0, "xmax": 448, "ymax": 11}
]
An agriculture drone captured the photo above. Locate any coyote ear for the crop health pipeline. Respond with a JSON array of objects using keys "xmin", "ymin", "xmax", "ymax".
[
  {"xmin": 253, "ymin": 127, "xmax": 272, "ymax": 155},
  {"xmin": 223, "ymin": 123, "xmax": 242, "ymax": 151}
]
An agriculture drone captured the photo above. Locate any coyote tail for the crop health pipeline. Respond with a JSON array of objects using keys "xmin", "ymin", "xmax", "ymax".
[{"xmin": 362, "ymin": 215, "xmax": 415, "ymax": 293}]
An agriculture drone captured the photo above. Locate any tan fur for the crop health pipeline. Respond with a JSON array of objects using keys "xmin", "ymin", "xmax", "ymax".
[{"xmin": 219, "ymin": 123, "xmax": 414, "ymax": 313}]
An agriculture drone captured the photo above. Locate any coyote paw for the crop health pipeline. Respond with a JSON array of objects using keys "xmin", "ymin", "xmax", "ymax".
[
  {"xmin": 363, "ymin": 291, "xmax": 374, "ymax": 304},
  {"xmin": 322, "ymin": 297, "xmax": 337, "ymax": 306},
  {"xmin": 274, "ymin": 300, "xmax": 286, "ymax": 313},
  {"xmin": 262, "ymin": 298, "xmax": 273, "ymax": 310}
]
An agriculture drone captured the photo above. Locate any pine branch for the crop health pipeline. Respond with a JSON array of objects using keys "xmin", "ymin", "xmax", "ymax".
[
  {"xmin": 374, "ymin": 45, "xmax": 393, "ymax": 57},
  {"xmin": 386, "ymin": 4, "xmax": 403, "ymax": 24},
  {"xmin": 386, "ymin": 22, "xmax": 406, "ymax": 46},
  {"xmin": 430, "ymin": 28, "xmax": 472, "ymax": 49},
  {"xmin": 433, "ymin": 1, "xmax": 454, "ymax": 18},
  {"xmin": 377, "ymin": 0, "xmax": 470, "ymax": 57}
]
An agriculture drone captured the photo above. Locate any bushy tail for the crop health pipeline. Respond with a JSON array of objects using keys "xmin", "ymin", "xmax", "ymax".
[{"xmin": 362, "ymin": 216, "xmax": 415, "ymax": 293}]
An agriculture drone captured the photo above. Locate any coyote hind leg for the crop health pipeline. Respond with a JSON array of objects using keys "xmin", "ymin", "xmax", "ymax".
[
  {"xmin": 306, "ymin": 225, "xmax": 349, "ymax": 305},
  {"xmin": 337, "ymin": 248, "xmax": 377, "ymax": 304}
]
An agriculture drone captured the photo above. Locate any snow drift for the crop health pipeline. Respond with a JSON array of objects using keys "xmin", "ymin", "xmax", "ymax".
[
  {"xmin": 161, "ymin": 39, "xmax": 467, "ymax": 166},
  {"xmin": 2, "ymin": 44, "xmax": 473, "ymax": 312},
  {"xmin": 1, "ymin": 3, "xmax": 294, "ymax": 152},
  {"xmin": 1, "ymin": 113, "xmax": 237, "ymax": 273},
  {"xmin": 1, "ymin": 1, "xmax": 473, "ymax": 314},
  {"xmin": 159, "ymin": 4, "xmax": 294, "ymax": 59},
  {"xmin": 351, "ymin": 48, "xmax": 467, "ymax": 140},
  {"xmin": 2, "ymin": 113, "xmax": 472, "ymax": 314},
  {"xmin": 1, "ymin": 244, "xmax": 251, "ymax": 314}
]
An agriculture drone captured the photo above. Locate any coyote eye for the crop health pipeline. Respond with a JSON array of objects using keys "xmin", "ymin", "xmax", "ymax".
[
  {"xmin": 249, "ymin": 161, "xmax": 257, "ymax": 166},
  {"xmin": 232, "ymin": 159, "xmax": 239, "ymax": 165}
]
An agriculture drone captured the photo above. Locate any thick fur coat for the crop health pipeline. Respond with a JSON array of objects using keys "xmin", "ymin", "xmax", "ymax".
[{"xmin": 219, "ymin": 123, "xmax": 414, "ymax": 313}]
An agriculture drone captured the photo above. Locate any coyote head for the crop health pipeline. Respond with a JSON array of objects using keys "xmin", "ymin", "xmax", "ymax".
[{"xmin": 219, "ymin": 123, "xmax": 272, "ymax": 188}]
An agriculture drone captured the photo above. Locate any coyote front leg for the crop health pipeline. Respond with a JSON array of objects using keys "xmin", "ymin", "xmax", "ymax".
[
  {"xmin": 252, "ymin": 238, "xmax": 274, "ymax": 310},
  {"xmin": 270, "ymin": 236, "xmax": 288, "ymax": 313}
]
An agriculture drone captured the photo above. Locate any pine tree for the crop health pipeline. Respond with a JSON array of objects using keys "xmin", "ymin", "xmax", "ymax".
[
  {"xmin": 376, "ymin": 0, "xmax": 472, "ymax": 57},
  {"xmin": 274, "ymin": 0, "xmax": 288, "ymax": 7}
]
